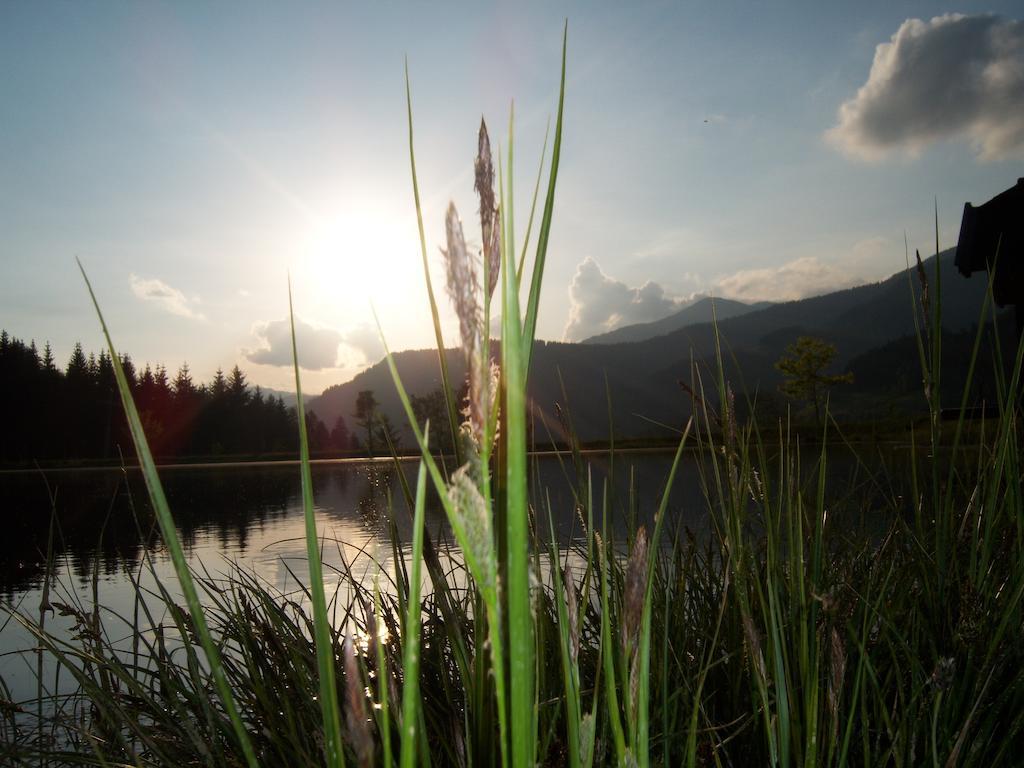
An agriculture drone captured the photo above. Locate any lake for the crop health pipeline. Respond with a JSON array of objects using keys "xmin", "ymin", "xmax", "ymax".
[
  {"xmin": 0, "ymin": 443, "xmax": 891, "ymax": 715},
  {"xmin": 0, "ymin": 450, "xmax": 726, "ymax": 705}
]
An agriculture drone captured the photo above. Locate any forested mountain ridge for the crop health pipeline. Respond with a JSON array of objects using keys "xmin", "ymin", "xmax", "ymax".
[
  {"xmin": 312, "ymin": 248, "xmax": 1008, "ymax": 442},
  {"xmin": 581, "ymin": 296, "xmax": 770, "ymax": 345},
  {"xmin": 2, "ymin": 249, "xmax": 1007, "ymax": 462},
  {"xmin": 0, "ymin": 338, "xmax": 334, "ymax": 464}
]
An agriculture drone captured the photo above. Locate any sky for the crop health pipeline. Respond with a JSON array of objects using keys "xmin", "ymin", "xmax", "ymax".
[{"xmin": 2, "ymin": 1, "xmax": 1022, "ymax": 394}]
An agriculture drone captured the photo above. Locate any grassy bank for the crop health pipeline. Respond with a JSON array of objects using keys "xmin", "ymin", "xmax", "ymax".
[{"xmin": 4, "ymin": 31, "xmax": 1024, "ymax": 766}]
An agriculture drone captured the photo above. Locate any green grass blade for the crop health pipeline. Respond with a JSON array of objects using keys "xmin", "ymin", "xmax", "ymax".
[
  {"xmin": 499, "ymin": 115, "xmax": 538, "ymax": 765},
  {"xmin": 506, "ymin": 101, "xmax": 516, "ymax": 288},
  {"xmin": 516, "ymin": 120, "xmax": 550, "ymax": 284},
  {"xmin": 289, "ymin": 279, "xmax": 346, "ymax": 768},
  {"xmin": 77, "ymin": 259, "xmax": 259, "ymax": 768},
  {"xmin": 638, "ymin": 417, "xmax": 692, "ymax": 768},
  {"xmin": 400, "ymin": 449, "xmax": 429, "ymax": 768},
  {"xmin": 375, "ymin": 312, "xmax": 510, "ymax": 767},
  {"xmin": 405, "ymin": 60, "xmax": 463, "ymax": 466},
  {"xmin": 522, "ymin": 21, "xmax": 567, "ymax": 374},
  {"xmin": 598, "ymin": 479, "xmax": 627, "ymax": 764},
  {"xmin": 549, "ymin": 509, "xmax": 581, "ymax": 768},
  {"xmin": 374, "ymin": 582, "xmax": 393, "ymax": 768}
]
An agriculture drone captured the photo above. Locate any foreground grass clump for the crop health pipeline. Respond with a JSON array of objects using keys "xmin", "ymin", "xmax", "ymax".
[
  {"xmin": 4, "ymin": 365, "xmax": 1023, "ymax": 767},
  {"xmin": 5, "ymin": 31, "xmax": 1024, "ymax": 766}
]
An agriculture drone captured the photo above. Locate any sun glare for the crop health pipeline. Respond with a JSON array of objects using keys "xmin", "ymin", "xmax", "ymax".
[
  {"xmin": 298, "ymin": 195, "xmax": 429, "ymax": 311},
  {"xmin": 302, "ymin": 205, "xmax": 405, "ymax": 294},
  {"xmin": 291, "ymin": 196, "xmax": 439, "ymax": 354}
]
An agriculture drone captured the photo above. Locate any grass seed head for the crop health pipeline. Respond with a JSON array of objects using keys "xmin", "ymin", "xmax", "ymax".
[
  {"xmin": 443, "ymin": 201, "xmax": 497, "ymax": 447},
  {"xmin": 344, "ymin": 634, "xmax": 374, "ymax": 768},
  {"xmin": 448, "ymin": 465, "xmax": 496, "ymax": 596},
  {"xmin": 443, "ymin": 202, "xmax": 480, "ymax": 361},
  {"xmin": 931, "ymin": 656, "xmax": 956, "ymax": 691},
  {"xmin": 827, "ymin": 627, "xmax": 846, "ymax": 736},
  {"xmin": 475, "ymin": 118, "xmax": 499, "ymax": 299},
  {"xmin": 915, "ymin": 248, "xmax": 930, "ymax": 325},
  {"xmin": 622, "ymin": 526, "xmax": 648, "ymax": 653},
  {"xmin": 563, "ymin": 562, "xmax": 580, "ymax": 666},
  {"xmin": 742, "ymin": 615, "xmax": 767, "ymax": 683},
  {"xmin": 465, "ymin": 355, "xmax": 493, "ymax": 450}
]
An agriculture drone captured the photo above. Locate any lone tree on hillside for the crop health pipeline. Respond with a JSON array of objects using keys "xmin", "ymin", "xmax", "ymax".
[
  {"xmin": 775, "ymin": 336, "xmax": 853, "ymax": 425},
  {"xmin": 355, "ymin": 390, "xmax": 379, "ymax": 456},
  {"xmin": 330, "ymin": 414, "xmax": 352, "ymax": 453},
  {"xmin": 353, "ymin": 389, "xmax": 403, "ymax": 456}
]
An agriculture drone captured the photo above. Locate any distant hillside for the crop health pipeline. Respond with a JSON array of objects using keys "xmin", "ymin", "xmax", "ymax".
[
  {"xmin": 313, "ymin": 249, "xmax": 1005, "ymax": 442},
  {"xmin": 840, "ymin": 310, "xmax": 1018, "ymax": 415},
  {"xmin": 260, "ymin": 387, "xmax": 299, "ymax": 410},
  {"xmin": 314, "ymin": 349, "xmax": 467, "ymax": 438},
  {"xmin": 582, "ymin": 296, "xmax": 768, "ymax": 345}
]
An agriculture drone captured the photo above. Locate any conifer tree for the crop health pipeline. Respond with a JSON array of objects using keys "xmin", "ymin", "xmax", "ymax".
[{"xmin": 41, "ymin": 342, "xmax": 57, "ymax": 374}]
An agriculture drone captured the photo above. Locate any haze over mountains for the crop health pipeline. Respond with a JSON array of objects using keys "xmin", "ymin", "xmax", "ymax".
[{"xmin": 312, "ymin": 248, "xmax": 1008, "ymax": 442}]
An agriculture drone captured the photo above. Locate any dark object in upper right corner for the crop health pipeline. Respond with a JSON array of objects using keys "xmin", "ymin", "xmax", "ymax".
[{"xmin": 955, "ymin": 178, "xmax": 1024, "ymax": 309}]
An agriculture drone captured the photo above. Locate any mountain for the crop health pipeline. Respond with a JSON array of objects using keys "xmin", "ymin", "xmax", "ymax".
[
  {"xmin": 312, "ymin": 249, "xmax": 1006, "ymax": 442},
  {"xmin": 582, "ymin": 296, "xmax": 769, "ymax": 345},
  {"xmin": 259, "ymin": 387, "xmax": 300, "ymax": 410}
]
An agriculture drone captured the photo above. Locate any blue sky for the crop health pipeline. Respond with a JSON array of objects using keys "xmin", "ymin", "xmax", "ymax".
[{"xmin": 2, "ymin": 2, "xmax": 1022, "ymax": 392}]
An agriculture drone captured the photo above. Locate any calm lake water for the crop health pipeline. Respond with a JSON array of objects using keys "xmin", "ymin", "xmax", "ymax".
[
  {"xmin": 0, "ymin": 451, "xmax": 720, "ymax": 704},
  {"xmin": 0, "ymin": 448, "xmax": 882, "ymax": 707}
]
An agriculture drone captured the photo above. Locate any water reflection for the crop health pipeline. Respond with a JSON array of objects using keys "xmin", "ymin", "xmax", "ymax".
[
  {"xmin": 0, "ymin": 448, "xmax": 888, "ymax": 711},
  {"xmin": 2, "ymin": 464, "xmax": 292, "ymax": 597},
  {"xmin": 0, "ymin": 452, "xmax": 713, "ymax": 598}
]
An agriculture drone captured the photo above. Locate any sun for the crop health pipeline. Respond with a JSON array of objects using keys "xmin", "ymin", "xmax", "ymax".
[
  {"xmin": 302, "ymin": 206, "xmax": 385, "ymax": 289},
  {"xmin": 291, "ymin": 196, "xmax": 437, "ymax": 353},
  {"xmin": 298, "ymin": 201, "xmax": 420, "ymax": 306}
]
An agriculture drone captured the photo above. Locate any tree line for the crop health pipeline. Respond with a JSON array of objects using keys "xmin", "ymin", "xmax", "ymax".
[{"xmin": 0, "ymin": 330, "xmax": 358, "ymax": 464}]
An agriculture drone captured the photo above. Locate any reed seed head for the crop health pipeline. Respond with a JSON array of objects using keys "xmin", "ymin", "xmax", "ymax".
[
  {"xmin": 915, "ymin": 248, "xmax": 930, "ymax": 325},
  {"xmin": 622, "ymin": 526, "xmax": 648, "ymax": 653},
  {"xmin": 930, "ymin": 656, "xmax": 956, "ymax": 690},
  {"xmin": 443, "ymin": 201, "xmax": 498, "ymax": 448},
  {"xmin": 443, "ymin": 203, "xmax": 480, "ymax": 362},
  {"xmin": 448, "ymin": 465, "xmax": 496, "ymax": 596},
  {"xmin": 563, "ymin": 562, "xmax": 580, "ymax": 666},
  {"xmin": 741, "ymin": 615, "xmax": 767, "ymax": 683},
  {"xmin": 344, "ymin": 634, "xmax": 374, "ymax": 768},
  {"xmin": 827, "ymin": 627, "xmax": 846, "ymax": 737},
  {"xmin": 475, "ymin": 118, "xmax": 500, "ymax": 299}
]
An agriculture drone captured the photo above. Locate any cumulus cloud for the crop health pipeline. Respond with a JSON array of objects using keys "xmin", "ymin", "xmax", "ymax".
[
  {"xmin": 563, "ymin": 257, "xmax": 695, "ymax": 341},
  {"xmin": 129, "ymin": 274, "xmax": 204, "ymax": 320},
  {"xmin": 827, "ymin": 14, "xmax": 1024, "ymax": 161},
  {"xmin": 713, "ymin": 257, "xmax": 861, "ymax": 303},
  {"xmin": 247, "ymin": 318, "xmax": 344, "ymax": 370},
  {"xmin": 341, "ymin": 323, "xmax": 385, "ymax": 365},
  {"xmin": 246, "ymin": 319, "xmax": 386, "ymax": 371}
]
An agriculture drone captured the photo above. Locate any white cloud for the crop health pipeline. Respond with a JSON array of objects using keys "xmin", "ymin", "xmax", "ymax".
[
  {"xmin": 129, "ymin": 274, "xmax": 205, "ymax": 320},
  {"xmin": 827, "ymin": 14, "xmax": 1024, "ymax": 161},
  {"xmin": 563, "ymin": 257, "xmax": 696, "ymax": 341},
  {"xmin": 340, "ymin": 323, "xmax": 385, "ymax": 366},
  {"xmin": 713, "ymin": 257, "xmax": 861, "ymax": 303},
  {"xmin": 246, "ymin": 319, "xmax": 385, "ymax": 371},
  {"xmin": 247, "ymin": 318, "xmax": 344, "ymax": 370}
]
